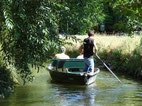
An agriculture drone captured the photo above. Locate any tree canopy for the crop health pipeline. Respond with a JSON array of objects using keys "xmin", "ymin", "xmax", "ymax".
[
  {"xmin": 107, "ymin": 0, "xmax": 142, "ymax": 34},
  {"xmin": 0, "ymin": 0, "xmax": 61, "ymax": 83}
]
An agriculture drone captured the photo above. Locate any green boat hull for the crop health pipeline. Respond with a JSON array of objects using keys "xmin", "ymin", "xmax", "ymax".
[{"xmin": 47, "ymin": 59, "xmax": 99, "ymax": 85}]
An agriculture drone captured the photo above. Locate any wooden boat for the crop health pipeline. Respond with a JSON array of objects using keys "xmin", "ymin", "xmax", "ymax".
[{"xmin": 47, "ymin": 59, "xmax": 100, "ymax": 85}]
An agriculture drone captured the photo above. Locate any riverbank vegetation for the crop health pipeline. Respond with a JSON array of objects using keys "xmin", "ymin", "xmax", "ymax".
[
  {"xmin": 0, "ymin": 56, "xmax": 14, "ymax": 98},
  {"xmin": 66, "ymin": 35, "xmax": 142, "ymax": 79},
  {"xmin": 0, "ymin": 0, "xmax": 142, "ymax": 97}
]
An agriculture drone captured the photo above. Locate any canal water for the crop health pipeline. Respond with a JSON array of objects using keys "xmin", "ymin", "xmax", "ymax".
[{"xmin": 0, "ymin": 69, "xmax": 142, "ymax": 106}]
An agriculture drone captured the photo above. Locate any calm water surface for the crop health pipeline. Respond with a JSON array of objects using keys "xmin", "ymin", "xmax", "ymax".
[{"xmin": 0, "ymin": 70, "xmax": 142, "ymax": 106}]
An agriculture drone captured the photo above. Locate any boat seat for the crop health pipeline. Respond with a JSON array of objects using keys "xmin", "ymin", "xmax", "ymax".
[
  {"xmin": 57, "ymin": 60, "xmax": 66, "ymax": 68},
  {"xmin": 51, "ymin": 60, "xmax": 65, "ymax": 72},
  {"xmin": 64, "ymin": 61, "xmax": 84, "ymax": 68},
  {"xmin": 68, "ymin": 68, "xmax": 83, "ymax": 72},
  {"xmin": 51, "ymin": 59, "xmax": 85, "ymax": 72},
  {"xmin": 52, "ymin": 60, "xmax": 66, "ymax": 68}
]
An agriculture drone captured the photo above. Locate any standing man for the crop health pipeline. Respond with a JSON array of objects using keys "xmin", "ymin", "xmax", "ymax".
[{"xmin": 83, "ymin": 30, "xmax": 98, "ymax": 74}]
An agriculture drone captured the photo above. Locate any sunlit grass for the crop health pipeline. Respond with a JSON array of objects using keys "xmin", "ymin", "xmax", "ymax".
[
  {"xmin": 65, "ymin": 34, "xmax": 141, "ymax": 57},
  {"xmin": 65, "ymin": 34, "xmax": 142, "ymax": 79}
]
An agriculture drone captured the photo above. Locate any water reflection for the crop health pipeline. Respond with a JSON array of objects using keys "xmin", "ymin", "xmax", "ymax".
[
  {"xmin": 54, "ymin": 83, "xmax": 98, "ymax": 106},
  {"xmin": 0, "ymin": 70, "xmax": 142, "ymax": 106}
]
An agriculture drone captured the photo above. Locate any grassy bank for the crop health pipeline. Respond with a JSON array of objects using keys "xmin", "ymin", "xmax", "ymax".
[{"xmin": 66, "ymin": 34, "xmax": 142, "ymax": 80}]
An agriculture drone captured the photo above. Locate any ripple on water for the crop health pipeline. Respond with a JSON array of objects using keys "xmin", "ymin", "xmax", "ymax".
[{"xmin": 1, "ymin": 70, "xmax": 142, "ymax": 106}]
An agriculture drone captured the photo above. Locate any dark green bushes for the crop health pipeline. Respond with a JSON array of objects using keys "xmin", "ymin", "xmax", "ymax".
[
  {"xmin": 98, "ymin": 38, "xmax": 142, "ymax": 79},
  {"xmin": 0, "ymin": 57, "xmax": 14, "ymax": 98}
]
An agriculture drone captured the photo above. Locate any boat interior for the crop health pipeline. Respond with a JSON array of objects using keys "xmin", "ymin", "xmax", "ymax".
[{"xmin": 51, "ymin": 59, "xmax": 84, "ymax": 72}]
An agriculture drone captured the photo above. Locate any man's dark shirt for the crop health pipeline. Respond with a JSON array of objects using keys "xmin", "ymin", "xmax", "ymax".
[{"xmin": 83, "ymin": 37, "xmax": 94, "ymax": 58}]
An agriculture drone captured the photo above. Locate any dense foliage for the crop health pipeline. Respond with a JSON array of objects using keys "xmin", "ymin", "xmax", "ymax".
[
  {"xmin": 0, "ymin": 0, "xmax": 142, "ymax": 85},
  {"xmin": 57, "ymin": 0, "xmax": 142, "ymax": 34},
  {"xmin": 0, "ymin": 0, "xmax": 61, "ymax": 83},
  {"xmin": 107, "ymin": 0, "xmax": 142, "ymax": 34},
  {"xmin": 58, "ymin": 0, "xmax": 105, "ymax": 34},
  {"xmin": 0, "ymin": 55, "xmax": 14, "ymax": 98}
]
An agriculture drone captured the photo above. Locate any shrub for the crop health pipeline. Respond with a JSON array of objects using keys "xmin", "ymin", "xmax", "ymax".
[{"xmin": 0, "ymin": 57, "xmax": 14, "ymax": 98}]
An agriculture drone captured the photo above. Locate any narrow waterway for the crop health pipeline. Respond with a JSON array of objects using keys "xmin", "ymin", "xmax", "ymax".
[{"xmin": 0, "ymin": 69, "xmax": 142, "ymax": 106}]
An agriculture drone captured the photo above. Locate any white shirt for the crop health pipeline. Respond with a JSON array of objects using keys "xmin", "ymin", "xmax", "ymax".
[
  {"xmin": 55, "ymin": 53, "xmax": 70, "ymax": 59},
  {"xmin": 76, "ymin": 54, "xmax": 84, "ymax": 59}
]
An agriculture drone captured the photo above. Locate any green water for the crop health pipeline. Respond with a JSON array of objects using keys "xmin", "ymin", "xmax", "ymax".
[{"xmin": 0, "ymin": 70, "xmax": 142, "ymax": 106}]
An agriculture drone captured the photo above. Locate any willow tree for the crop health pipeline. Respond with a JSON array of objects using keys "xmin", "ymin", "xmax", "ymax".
[{"xmin": 0, "ymin": 0, "xmax": 62, "ymax": 83}]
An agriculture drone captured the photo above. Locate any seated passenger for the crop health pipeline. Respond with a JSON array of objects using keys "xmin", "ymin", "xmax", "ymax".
[
  {"xmin": 55, "ymin": 46, "xmax": 70, "ymax": 59},
  {"xmin": 76, "ymin": 45, "xmax": 84, "ymax": 59},
  {"xmin": 76, "ymin": 54, "xmax": 83, "ymax": 59}
]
